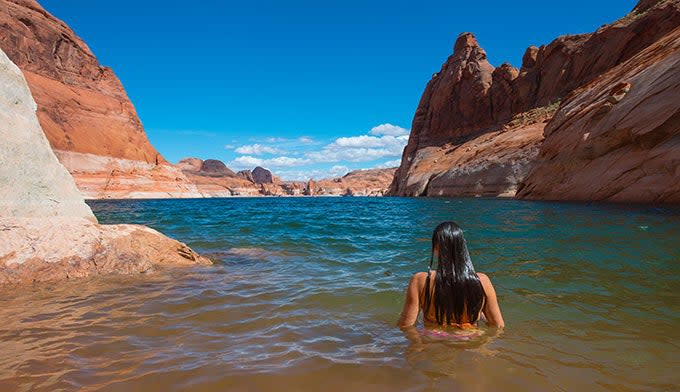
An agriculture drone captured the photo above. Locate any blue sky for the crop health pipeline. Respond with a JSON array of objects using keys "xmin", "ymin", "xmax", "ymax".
[{"xmin": 41, "ymin": 0, "xmax": 637, "ymax": 180}]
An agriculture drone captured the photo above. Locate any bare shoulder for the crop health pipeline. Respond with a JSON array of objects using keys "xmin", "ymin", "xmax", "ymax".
[
  {"xmin": 477, "ymin": 272, "xmax": 499, "ymax": 296},
  {"xmin": 409, "ymin": 271, "xmax": 430, "ymax": 290},
  {"xmin": 476, "ymin": 272, "xmax": 492, "ymax": 286},
  {"xmin": 411, "ymin": 271, "xmax": 428, "ymax": 283}
]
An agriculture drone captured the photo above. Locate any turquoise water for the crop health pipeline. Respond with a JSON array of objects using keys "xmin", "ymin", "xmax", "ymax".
[{"xmin": 2, "ymin": 197, "xmax": 679, "ymax": 391}]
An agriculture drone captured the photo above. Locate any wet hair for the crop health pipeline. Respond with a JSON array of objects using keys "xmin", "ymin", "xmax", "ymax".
[{"xmin": 422, "ymin": 222, "xmax": 485, "ymax": 325}]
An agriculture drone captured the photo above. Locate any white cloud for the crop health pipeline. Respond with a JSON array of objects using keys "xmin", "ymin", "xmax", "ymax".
[
  {"xmin": 306, "ymin": 134, "xmax": 408, "ymax": 163},
  {"xmin": 230, "ymin": 155, "xmax": 310, "ymax": 170},
  {"xmin": 233, "ymin": 143, "xmax": 282, "ymax": 155},
  {"xmin": 275, "ymin": 169, "xmax": 328, "ymax": 181},
  {"xmin": 369, "ymin": 123, "xmax": 410, "ymax": 137},
  {"xmin": 298, "ymin": 136, "xmax": 315, "ymax": 144},
  {"xmin": 225, "ymin": 123, "xmax": 408, "ymax": 180}
]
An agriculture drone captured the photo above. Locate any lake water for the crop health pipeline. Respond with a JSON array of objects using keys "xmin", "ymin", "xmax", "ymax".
[{"xmin": 1, "ymin": 197, "xmax": 679, "ymax": 391}]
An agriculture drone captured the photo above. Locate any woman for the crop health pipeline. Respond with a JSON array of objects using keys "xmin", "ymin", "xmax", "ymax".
[{"xmin": 398, "ymin": 221, "xmax": 505, "ymax": 329}]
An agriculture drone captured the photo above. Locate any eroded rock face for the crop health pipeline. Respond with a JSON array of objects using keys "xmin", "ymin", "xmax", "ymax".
[
  {"xmin": 55, "ymin": 150, "xmax": 202, "ymax": 199},
  {"xmin": 0, "ymin": 47, "xmax": 210, "ymax": 285},
  {"xmin": 237, "ymin": 170, "xmax": 255, "ymax": 182},
  {"xmin": 397, "ymin": 122, "xmax": 545, "ymax": 197},
  {"xmin": 313, "ymin": 168, "xmax": 398, "ymax": 197},
  {"xmin": 517, "ymin": 27, "xmax": 680, "ymax": 203},
  {"xmin": 177, "ymin": 157, "xmax": 204, "ymax": 173},
  {"xmin": 0, "ymin": 0, "xmax": 201, "ymax": 198},
  {"xmin": 389, "ymin": 0, "xmax": 680, "ymax": 199}
]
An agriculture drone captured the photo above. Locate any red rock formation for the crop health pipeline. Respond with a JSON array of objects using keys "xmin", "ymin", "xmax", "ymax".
[
  {"xmin": 1, "ymin": 218, "xmax": 211, "ymax": 285},
  {"xmin": 252, "ymin": 166, "xmax": 274, "ymax": 184},
  {"xmin": 517, "ymin": 26, "xmax": 680, "ymax": 203},
  {"xmin": 314, "ymin": 168, "xmax": 398, "ymax": 196},
  {"xmin": 177, "ymin": 157, "xmax": 204, "ymax": 173},
  {"xmin": 0, "ymin": 0, "xmax": 200, "ymax": 198},
  {"xmin": 237, "ymin": 169, "xmax": 255, "ymax": 182},
  {"xmin": 177, "ymin": 158, "xmax": 258, "ymax": 197},
  {"xmin": 200, "ymin": 159, "xmax": 237, "ymax": 177},
  {"xmin": 389, "ymin": 0, "xmax": 680, "ymax": 199},
  {"xmin": 176, "ymin": 157, "xmax": 396, "ymax": 197},
  {"xmin": 398, "ymin": 122, "xmax": 545, "ymax": 197}
]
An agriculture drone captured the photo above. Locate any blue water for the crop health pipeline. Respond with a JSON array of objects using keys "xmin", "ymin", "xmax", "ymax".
[{"xmin": 2, "ymin": 197, "xmax": 679, "ymax": 391}]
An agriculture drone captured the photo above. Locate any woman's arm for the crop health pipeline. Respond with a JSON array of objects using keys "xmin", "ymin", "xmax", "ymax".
[
  {"xmin": 397, "ymin": 273, "xmax": 422, "ymax": 328},
  {"xmin": 478, "ymin": 273, "xmax": 505, "ymax": 328}
]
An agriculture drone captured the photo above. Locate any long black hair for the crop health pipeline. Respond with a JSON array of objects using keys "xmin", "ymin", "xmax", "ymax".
[{"xmin": 422, "ymin": 222, "xmax": 485, "ymax": 325}]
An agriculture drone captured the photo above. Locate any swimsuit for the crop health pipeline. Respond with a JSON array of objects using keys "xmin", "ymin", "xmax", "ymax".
[{"xmin": 419, "ymin": 270, "xmax": 485, "ymax": 340}]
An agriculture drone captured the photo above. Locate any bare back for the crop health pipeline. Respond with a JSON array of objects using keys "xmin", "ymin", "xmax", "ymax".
[{"xmin": 398, "ymin": 271, "xmax": 505, "ymax": 328}]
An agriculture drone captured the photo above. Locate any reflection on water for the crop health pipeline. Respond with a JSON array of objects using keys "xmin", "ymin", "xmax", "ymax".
[{"xmin": 1, "ymin": 197, "xmax": 679, "ymax": 391}]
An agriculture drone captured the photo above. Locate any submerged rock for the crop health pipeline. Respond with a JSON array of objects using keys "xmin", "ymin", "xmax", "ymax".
[{"xmin": 0, "ymin": 218, "xmax": 209, "ymax": 285}]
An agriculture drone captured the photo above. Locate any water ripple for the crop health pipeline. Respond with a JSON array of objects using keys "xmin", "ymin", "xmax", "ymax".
[{"xmin": 0, "ymin": 197, "xmax": 678, "ymax": 391}]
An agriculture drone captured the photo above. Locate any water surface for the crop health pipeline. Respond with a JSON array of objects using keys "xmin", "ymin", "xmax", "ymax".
[{"xmin": 1, "ymin": 197, "xmax": 679, "ymax": 391}]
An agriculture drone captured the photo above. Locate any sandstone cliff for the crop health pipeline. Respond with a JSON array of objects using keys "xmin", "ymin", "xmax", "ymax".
[
  {"xmin": 0, "ymin": 0, "xmax": 201, "ymax": 199},
  {"xmin": 517, "ymin": 26, "xmax": 680, "ymax": 203},
  {"xmin": 389, "ymin": 0, "xmax": 680, "ymax": 201},
  {"xmin": 0, "ymin": 48, "xmax": 210, "ymax": 285}
]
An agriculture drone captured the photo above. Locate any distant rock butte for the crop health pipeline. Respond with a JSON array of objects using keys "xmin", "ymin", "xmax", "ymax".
[
  {"xmin": 177, "ymin": 158, "xmax": 259, "ymax": 197},
  {"xmin": 176, "ymin": 158, "xmax": 396, "ymax": 197},
  {"xmin": 0, "ymin": 0, "xmax": 201, "ymax": 199},
  {"xmin": 0, "ymin": 47, "xmax": 210, "ymax": 286},
  {"xmin": 389, "ymin": 0, "xmax": 680, "ymax": 202},
  {"xmin": 200, "ymin": 159, "xmax": 237, "ymax": 177},
  {"xmin": 252, "ymin": 166, "xmax": 274, "ymax": 184}
]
